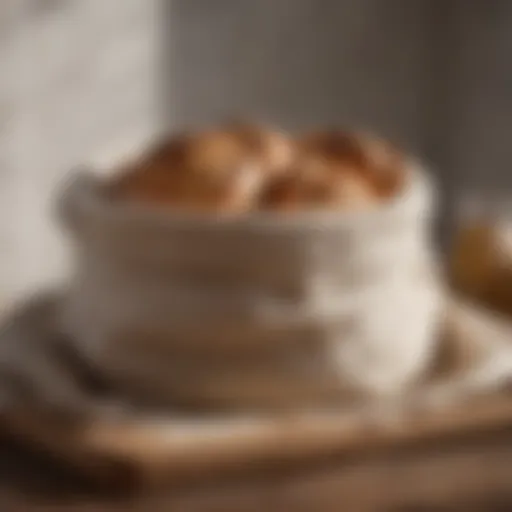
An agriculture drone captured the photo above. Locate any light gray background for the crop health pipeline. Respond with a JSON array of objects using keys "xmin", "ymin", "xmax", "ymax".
[{"xmin": 0, "ymin": 0, "xmax": 161, "ymax": 298}]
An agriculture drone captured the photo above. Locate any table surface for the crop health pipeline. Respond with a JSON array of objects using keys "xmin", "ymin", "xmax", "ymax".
[{"xmin": 1, "ymin": 410, "xmax": 512, "ymax": 512}]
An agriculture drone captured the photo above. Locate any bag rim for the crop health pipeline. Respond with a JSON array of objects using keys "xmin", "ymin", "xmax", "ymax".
[{"xmin": 56, "ymin": 159, "xmax": 436, "ymax": 236}]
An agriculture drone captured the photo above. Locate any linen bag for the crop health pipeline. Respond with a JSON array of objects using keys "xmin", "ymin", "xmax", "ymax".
[{"xmin": 58, "ymin": 160, "xmax": 443, "ymax": 409}]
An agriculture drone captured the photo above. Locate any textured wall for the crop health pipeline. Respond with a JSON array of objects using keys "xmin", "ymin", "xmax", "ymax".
[
  {"xmin": 0, "ymin": 0, "xmax": 161, "ymax": 299},
  {"xmin": 449, "ymin": 1, "xmax": 512, "ymax": 190},
  {"xmin": 169, "ymin": 0, "xmax": 432, "ymax": 155},
  {"xmin": 168, "ymin": 0, "xmax": 512, "ymax": 241},
  {"xmin": 1, "ymin": 0, "xmax": 512, "ymax": 300}
]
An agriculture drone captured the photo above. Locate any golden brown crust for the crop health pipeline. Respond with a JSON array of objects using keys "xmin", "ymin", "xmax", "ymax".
[
  {"xmin": 298, "ymin": 129, "xmax": 367, "ymax": 169},
  {"xmin": 297, "ymin": 129, "xmax": 406, "ymax": 197},
  {"xmin": 224, "ymin": 120, "xmax": 295, "ymax": 175},
  {"xmin": 108, "ymin": 123, "xmax": 406, "ymax": 214},
  {"xmin": 261, "ymin": 166, "xmax": 377, "ymax": 212},
  {"xmin": 356, "ymin": 132, "xmax": 407, "ymax": 198},
  {"xmin": 110, "ymin": 128, "xmax": 262, "ymax": 213},
  {"xmin": 262, "ymin": 129, "xmax": 403, "ymax": 211}
]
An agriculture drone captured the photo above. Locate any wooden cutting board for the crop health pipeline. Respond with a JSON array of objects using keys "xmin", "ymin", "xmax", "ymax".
[
  {"xmin": 1, "ymin": 390, "xmax": 512, "ymax": 511},
  {"xmin": 0, "ymin": 294, "xmax": 511, "ymax": 510}
]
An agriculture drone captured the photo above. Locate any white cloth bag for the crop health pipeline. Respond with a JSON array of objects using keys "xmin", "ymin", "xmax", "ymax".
[{"xmin": 58, "ymin": 161, "xmax": 443, "ymax": 409}]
